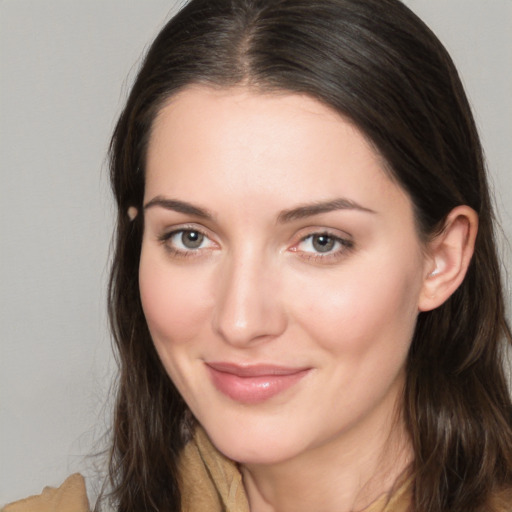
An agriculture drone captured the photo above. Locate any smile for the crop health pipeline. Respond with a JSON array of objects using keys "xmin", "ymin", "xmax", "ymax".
[{"xmin": 205, "ymin": 362, "xmax": 311, "ymax": 404}]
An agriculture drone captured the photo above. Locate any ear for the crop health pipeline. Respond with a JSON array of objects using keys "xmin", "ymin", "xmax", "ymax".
[
  {"xmin": 127, "ymin": 206, "xmax": 138, "ymax": 220},
  {"xmin": 418, "ymin": 205, "xmax": 478, "ymax": 312}
]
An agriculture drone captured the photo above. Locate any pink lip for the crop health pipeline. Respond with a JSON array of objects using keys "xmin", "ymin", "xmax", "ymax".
[{"xmin": 206, "ymin": 362, "xmax": 311, "ymax": 404}]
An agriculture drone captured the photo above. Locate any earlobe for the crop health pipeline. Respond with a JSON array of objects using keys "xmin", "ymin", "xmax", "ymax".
[
  {"xmin": 418, "ymin": 205, "xmax": 478, "ymax": 312},
  {"xmin": 128, "ymin": 206, "xmax": 138, "ymax": 220}
]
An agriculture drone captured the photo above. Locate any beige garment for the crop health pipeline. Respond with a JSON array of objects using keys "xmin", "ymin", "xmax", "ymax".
[
  {"xmin": 179, "ymin": 426, "xmax": 251, "ymax": 512},
  {"xmin": 2, "ymin": 429, "xmax": 412, "ymax": 512},
  {"xmin": 1, "ymin": 474, "xmax": 89, "ymax": 512}
]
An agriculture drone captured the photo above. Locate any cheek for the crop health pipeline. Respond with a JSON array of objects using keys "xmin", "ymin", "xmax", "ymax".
[
  {"xmin": 287, "ymin": 257, "xmax": 422, "ymax": 359},
  {"xmin": 138, "ymin": 250, "xmax": 211, "ymax": 347}
]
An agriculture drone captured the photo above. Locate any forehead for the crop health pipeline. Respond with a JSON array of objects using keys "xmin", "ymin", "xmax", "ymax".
[
  {"xmin": 147, "ymin": 86, "xmax": 357, "ymax": 171},
  {"xmin": 144, "ymin": 86, "xmax": 412, "ymax": 223}
]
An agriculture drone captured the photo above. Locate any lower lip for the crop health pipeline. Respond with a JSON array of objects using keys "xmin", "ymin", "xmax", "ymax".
[{"xmin": 206, "ymin": 366, "xmax": 310, "ymax": 404}]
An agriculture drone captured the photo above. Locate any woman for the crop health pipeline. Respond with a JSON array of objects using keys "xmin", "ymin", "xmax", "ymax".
[{"xmin": 4, "ymin": 0, "xmax": 511, "ymax": 511}]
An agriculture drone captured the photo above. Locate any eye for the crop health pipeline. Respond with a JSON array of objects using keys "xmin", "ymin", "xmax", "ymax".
[
  {"xmin": 174, "ymin": 230, "xmax": 206, "ymax": 249},
  {"xmin": 159, "ymin": 228, "xmax": 216, "ymax": 254},
  {"xmin": 304, "ymin": 234, "xmax": 337, "ymax": 253},
  {"xmin": 292, "ymin": 231, "xmax": 353, "ymax": 260}
]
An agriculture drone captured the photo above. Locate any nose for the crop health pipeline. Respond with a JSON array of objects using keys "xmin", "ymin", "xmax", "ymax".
[{"xmin": 212, "ymin": 252, "xmax": 287, "ymax": 347}]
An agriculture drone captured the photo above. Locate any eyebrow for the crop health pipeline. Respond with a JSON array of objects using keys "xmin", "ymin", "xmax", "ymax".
[
  {"xmin": 143, "ymin": 196, "xmax": 375, "ymax": 223},
  {"xmin": 277, "ymin": 198, "xmax": 376, "ymax": 223},
  {"xmin": 143, "ymin": 196, "xmax": 213, "ymax": 219}
]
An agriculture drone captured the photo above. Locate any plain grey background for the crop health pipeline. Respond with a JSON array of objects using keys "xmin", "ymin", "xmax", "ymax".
[{"xmin": 1, "ymin": 0, "xmax": 511, "ymax": 504}]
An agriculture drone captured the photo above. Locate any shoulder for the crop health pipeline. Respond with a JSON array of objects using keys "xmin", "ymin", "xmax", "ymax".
[{"xmin": 1, "ymin": 474, "xmax": 89, "ymax": 512}]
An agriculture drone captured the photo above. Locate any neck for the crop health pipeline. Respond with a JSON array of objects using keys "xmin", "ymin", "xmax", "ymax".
[{"xmin": 240, "ymin": 391, "xmax": 411, "ymax": 512}]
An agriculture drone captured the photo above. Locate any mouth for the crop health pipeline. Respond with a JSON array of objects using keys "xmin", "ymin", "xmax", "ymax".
[{"xmin": 205, "ymin": 362, "xmax": 311, "ymax": 404}]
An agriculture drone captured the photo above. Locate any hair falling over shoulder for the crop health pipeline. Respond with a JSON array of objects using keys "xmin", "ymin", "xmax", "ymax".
[{"xmin": 101, "ymin": 1, "xmax": 512, "ymax": 510}]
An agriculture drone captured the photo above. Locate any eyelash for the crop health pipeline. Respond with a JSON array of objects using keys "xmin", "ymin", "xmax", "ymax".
[{"xmin": 157, "ymin": 227, "xmax": 354, "ymax": 262}]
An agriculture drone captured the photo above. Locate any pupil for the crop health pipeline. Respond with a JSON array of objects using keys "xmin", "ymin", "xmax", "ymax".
[
  {"xmin": 312, "ymin": 234, "xmax": 334, "ymax": 253},
  {"xmin": 182, "ymin": 231, "xmax": 203, "ymax": 249}
]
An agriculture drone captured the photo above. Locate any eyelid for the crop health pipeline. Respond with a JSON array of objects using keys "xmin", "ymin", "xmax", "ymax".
[{"xmin": 290, "ymin": 226, "xmax": 353, "ymax": 246}]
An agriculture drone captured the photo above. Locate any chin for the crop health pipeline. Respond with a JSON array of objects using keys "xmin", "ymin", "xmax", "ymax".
[{"xmin": 200, "ymin": 416, "xmax": 308, "ymax": 466}]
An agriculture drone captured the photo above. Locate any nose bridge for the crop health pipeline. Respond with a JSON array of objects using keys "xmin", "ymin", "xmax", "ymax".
[{"xmin": 212, "ymin": 245, "xmax": 285, "ymax": 346}]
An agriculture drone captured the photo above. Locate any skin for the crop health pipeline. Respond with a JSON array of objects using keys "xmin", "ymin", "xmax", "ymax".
[{"xmin": 138, "ymin": 86, "xmax": 475, "ymax": 512}]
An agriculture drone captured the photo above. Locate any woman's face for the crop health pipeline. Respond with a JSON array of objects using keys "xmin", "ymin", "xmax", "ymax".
[{"xmin": 139, "ymin": 86, "xmax": 429, "ymax": 465}]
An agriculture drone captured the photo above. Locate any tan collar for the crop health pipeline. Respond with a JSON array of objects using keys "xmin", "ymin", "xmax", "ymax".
[
  {"xmin": 178, "ymin": 427, "xmax": 412, "ymax": 512},
  {"xmin": 179, "ymin": 426, "xmax": 250, "ymax": 512},
  {"xmin": 1, "ymin": 474, "xmax": 89, "ymax": 512}
]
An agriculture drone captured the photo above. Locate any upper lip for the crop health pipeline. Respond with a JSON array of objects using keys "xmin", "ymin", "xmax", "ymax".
[{"xmin": 206, "ymin": 362, "xmax": 310, "ymax": 377}]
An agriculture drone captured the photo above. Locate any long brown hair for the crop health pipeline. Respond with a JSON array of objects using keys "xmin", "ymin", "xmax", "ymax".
[{"xmin": 105, "ymin": 1, "xmax": 512, "ymax": 510}]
